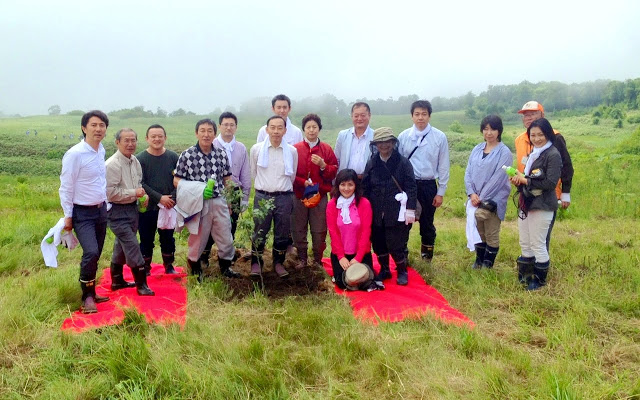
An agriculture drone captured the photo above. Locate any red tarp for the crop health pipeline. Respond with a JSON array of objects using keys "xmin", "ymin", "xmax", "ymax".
[
  {"xmin": 61, "ymin": 264, "xmax": 187, "ymax": 333},
  {"xmin": 322, "ymin": 256, "xmax": 474, "ymax": 327}
]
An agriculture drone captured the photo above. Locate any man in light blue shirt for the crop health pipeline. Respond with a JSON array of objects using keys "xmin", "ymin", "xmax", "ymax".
[
  {"xmin": 398, "ymin": 100, "xmax": 450, "ymax": 260},
  {"xmin": 334, "ymin": 102, "xmax": 375, "ymax": 178}
]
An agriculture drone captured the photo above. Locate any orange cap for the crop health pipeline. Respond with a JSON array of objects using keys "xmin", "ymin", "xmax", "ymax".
[{"xmin": 518, "ymin": 101, "xmax": 544, "ymax": 114}]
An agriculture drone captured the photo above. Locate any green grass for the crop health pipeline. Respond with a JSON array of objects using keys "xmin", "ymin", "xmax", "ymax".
[{"xmin": 0, "ymin": 113, "xmax": 639, "ymax": 398}]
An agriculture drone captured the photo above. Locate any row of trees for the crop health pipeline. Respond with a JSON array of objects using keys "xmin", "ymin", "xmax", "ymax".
[{"xmin": 45, "ymin": 77, "xmax": 640, "ymax": 119}]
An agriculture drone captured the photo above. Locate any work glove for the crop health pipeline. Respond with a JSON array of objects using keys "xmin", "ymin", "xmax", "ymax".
[
  {"xmin": 405, "ymin": 209, "xmax": 416, "ymax": 225},
  {"xmin": 203, "ymin": 186, "xmax": 213, "ymax": 199}
]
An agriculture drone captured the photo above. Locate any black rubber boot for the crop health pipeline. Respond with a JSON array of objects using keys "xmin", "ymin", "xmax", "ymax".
[
  {"xmin": 80, "ymin": 280, "xmax": 100, "ymax": 314},
  {"xmin": 199, "ymin": 249, "xmax": 211, "ymax": 270},
  {"xmin": 472, "ymin": 243, "xmax": 486, "ymax": 269},
  {"xmin": 396, "ymin": 259, "xmax": 408, "ymax": 286},
  {"xmin": 421, "ymin": 244, "xmax": 434, "ymax": 260},
  {"xmin": 375, "ymin": 254, "xmax": 392, "ymax": 281},
  {"xmin": 517, "ymin": 256, "xmax": 536, "ymax": 285},
  {"xmin": 110, "ymin": 262, "xmax": 135, "ymax": 290},
  {"xmin": 143, "ymin": 256, "xmax": 152, "ymax": 276},
  {"xmin": 482, "ymin": 245, "xmax": 499, "ymax": 269},
  {"xmin": 133, "ymin": 265, "xmax": 155, "ymax": 296},
  {"xmin": 188, "ymin": 259, "xmax": 203, "ymax": 283},
  {"xmin": 219, "ymin": 258, "xmax": 241, "ymax": 278},
  {"xmin": 526, "ymin": 261, "xmax": 550, "ymax": 291},
  {"xmin": 295, "ymin": 250, "xmax": 308, "ymax": 270},
  {"xmin": 162, "ymin": 253, "xmax": 177, "ymax": 275}
]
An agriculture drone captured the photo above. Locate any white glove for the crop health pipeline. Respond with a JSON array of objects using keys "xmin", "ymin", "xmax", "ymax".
[{"xmin": 405, "ymin": 209, "xmax": 416, "ymax": 225}]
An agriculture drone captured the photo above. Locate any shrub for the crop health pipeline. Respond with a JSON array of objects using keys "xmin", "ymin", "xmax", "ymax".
[{"xmin": 449, "ymin": 121, "xmax": 464, "ymax": 133}]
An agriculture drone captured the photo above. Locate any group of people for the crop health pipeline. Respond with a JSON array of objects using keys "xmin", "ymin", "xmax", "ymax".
[
  {"xmin": 59, "ymin": 95, "xmax": 572, "ymax": 314},
  {"xmin": 464, "ymin": 101, "xmax": 573, "ymax": 291}
]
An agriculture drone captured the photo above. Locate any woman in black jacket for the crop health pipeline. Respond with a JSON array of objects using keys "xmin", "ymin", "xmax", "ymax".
[
  {"xmin": 362, "ymin": 127, "xmax": 417, "ymax": 285},
  {"xmin": 510, "ymin": 118, "xmax": 563, "ymax": 290}
]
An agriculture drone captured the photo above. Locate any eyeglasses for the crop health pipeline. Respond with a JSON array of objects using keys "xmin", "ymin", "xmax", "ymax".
[{"xmin": 221, "ymin": 123, "xmax": 236, "ymax": 128}]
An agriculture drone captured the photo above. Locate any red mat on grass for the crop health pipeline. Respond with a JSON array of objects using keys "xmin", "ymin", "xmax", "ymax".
[
  {"xmin": 61, "ymin": 264, "xmax": 187, "ymax": 333},
  {"xmin": 322, "ymin": 256, "xmax": 474, "ymax": 327}
]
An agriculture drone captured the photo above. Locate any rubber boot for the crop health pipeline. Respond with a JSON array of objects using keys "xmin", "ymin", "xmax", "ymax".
[
  {"xmin": 188, "ymin": 259, "xmax": 203, "ymax": 283},
  {"xmin": 517, "ymin": 256, "xmax": 535, "ymax": 285},
  {"xmin": 273, "ymin": 248, "xmax": 289, "ymax": 277},
  {"xmin": 482, "ymin": 245, "xmax": 499, "ymax": 269},
  {"xmin": 526, "ymin": 261, "xmax": 550, "ymax": 291},
  {"xmin": 396, "ymin": 258, "xmax": 408, "ymax": 286},
  {"xmin": 162, "ymin": 253, "xmax": 177, "ymax": 274},
  {"xmin": 472, "ymin": 243, "xmax": 486, "ymax": 269},
  {"xmin": 199, "ymin": 249, "xmax": 211, "ymax": 270},
  {"xmin": 312, "ymin": 249, "xmax": 324, "ymax": 267},
  {"xmin": 421, "ymin": 244, "xmax": 434, "ymax": 261},
  {"xmin": 80, "ymin": 280, "xmax": 98, "ymax": 314},
  {"xmin": 375, "ymin": 254, "xmax": 392, "ymax": 281},
  {"xmin": 219, "ymin": 258, "xmax": 241, "ymax": 278},
  {"xmin": 143, "ymin": 256, "xmax": 152, "ymax": 276},
  {"xmin": 133, "ymin": 265, "xmax": 155, "ymax": 296},
  {"xmin": 295, "ymin": 249, "xmax": 308, "ymax": 270},
  {"xmin": 110, "ymin": 262, "xmax": 135, "ymax": 290}
]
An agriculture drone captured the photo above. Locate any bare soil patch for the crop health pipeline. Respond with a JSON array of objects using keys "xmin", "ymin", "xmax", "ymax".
[{"xmin": 203, "ymin": 249, "xmax": 334, "ymax": 299}]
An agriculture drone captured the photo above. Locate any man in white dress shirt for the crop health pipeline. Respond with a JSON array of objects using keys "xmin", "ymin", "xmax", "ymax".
[
  {"xmin": 256, "ymin": 94, "xmax": 302, "ymax": 145},
  {"xmin": 397, "ymin": 100, "xmax": 450, "ymax": 261},
  {"xmin": 334, "ymin": 102, "xmax": 375, "ymax": 179},
  {"xmin": 59, "ymin": 110, "xmax": 111, "ymax": 314}
]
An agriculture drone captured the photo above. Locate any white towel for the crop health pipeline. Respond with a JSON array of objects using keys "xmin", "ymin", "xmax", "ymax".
[
  {"xmin": 257, "ymin": 138, "xmax": 294, "ymax": 176},
  {"xmin": 157, "ymin": 204, "xmax": 178, "ymax": 230},
  {"xmin": 395, "ymin": 191, "xmax": 408, "ymax": 222},
  {"xmin": 41, "ymin": 218, "xmax": 79, "ymax": 268},
  {"xmin": 409, "ymin": 124, "xmax": 431, "ymax": 147},
  {"xmin": 336, "ymin": 195, "xmax": 355, "ymax": 224},
  {"xmin": 465, "ymin": 200, "xmax": 482, "ymax": 251},
  {"xmin": 215, "ymin": 136, "xmax": 235, "ymax": 168}
]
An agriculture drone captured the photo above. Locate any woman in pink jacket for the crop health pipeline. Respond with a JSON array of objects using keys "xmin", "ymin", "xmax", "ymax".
[{"xmin": 326, "ymin": 169, "xmax": 374, "ymax": 289}]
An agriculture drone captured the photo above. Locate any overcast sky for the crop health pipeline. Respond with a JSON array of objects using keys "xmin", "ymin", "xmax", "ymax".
[{"xmin": 2, "ymin": 0, "xmax": 639, "ymax": 116}]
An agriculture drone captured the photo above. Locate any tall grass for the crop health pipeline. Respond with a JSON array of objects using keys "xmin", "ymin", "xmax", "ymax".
[{"xmin": 0, "ymin": 114, "xmax": 639, "ymax": 398}]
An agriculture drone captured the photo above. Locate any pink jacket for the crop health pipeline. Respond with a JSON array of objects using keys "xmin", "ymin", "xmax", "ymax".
[{"xmin": 326, "ymin": 197, "xmax": 372, "ymax": 262}]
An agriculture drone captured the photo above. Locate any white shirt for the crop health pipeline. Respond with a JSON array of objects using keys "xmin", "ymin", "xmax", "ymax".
[
  {"xmin": 256, "ymin": 117, "xmax": 303, "ymax": 145},
  {"xmin": 398, "ymin": 124, "xmax": 450, "ymax": 197},
  {"xmin": 250, "ymin": 142, "xmax": 299, "ymax": 192},
  {"xmin": 347, "ymin": 132, "xmax": 370, "ymax": 174},
  {"xmin": 59, "ymin": 139, "xmax": 107, "ymax": 217}
]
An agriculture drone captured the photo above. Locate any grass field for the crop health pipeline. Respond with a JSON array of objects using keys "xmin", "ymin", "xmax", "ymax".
[{"xmin": 0, "ymin": 111, "xmax": 639, "ymax": 399}]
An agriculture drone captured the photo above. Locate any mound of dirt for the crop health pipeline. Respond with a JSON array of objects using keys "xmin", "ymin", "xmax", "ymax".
[{"xmin": 202, "ymin": 248, "xmax": 335, "ymax": 299}]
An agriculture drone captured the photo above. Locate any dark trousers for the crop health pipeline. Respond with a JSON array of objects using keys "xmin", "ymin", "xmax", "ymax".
[
  {"xmin": 72, "ymin": 203, "xmax": 107, "ymax": 281},
  {"xmin": 331, "ymin": 252, "xmax": 373, "ymax": 290},
  {"xmin": 108, "ymin": 203, "xmax": 145, "ymax": 268},
  {"xmin": 251, "ymin": 191, "xmax": 293, "ymax": 265},
  {"xmin": 371, "ymin": 223, "xmax": 410, "ymax": 264},
  {"xmin": 138, "ymin": 208, "xmax": 176, "ymax": 258},
  {"xmin": 546, "ymin": 210, "xmax": 556, "ymax": 252},
  {"xmin": 416, "ymin": 179, "xmax": 438, "ymax": 245}
]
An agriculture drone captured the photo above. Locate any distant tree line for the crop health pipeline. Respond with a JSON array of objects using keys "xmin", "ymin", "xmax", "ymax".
[{"xmin": 42, "ymin": 77, "xmax": 639, "ymax": 120}]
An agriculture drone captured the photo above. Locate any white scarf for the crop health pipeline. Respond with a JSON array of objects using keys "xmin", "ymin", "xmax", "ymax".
[
  {"xmin": 409, "ymin": 124, "xmax": 431, "ymax": 147},
  {"xmin": 257, "ymin": 138, "xmax": 294, "ymax": 176},
  {"xmin": 524, "ymin": 141, "xmax": 552, "ymax": 175},
  {"xmin": 215, "ymin": 136, "xmax": 235, "ymax": 168},
  {"xmin": 336, "ymin": 195, "xmax": 355, "ymax": 224}
]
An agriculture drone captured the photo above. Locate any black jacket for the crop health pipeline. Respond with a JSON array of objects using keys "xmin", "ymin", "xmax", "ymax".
[
  {"xmin": 553, "ymin": 134, "xmax": 573, "ymax": 194},
  {"xmin": 362, "ymin": 150, "xmax": 417, "ymax": 227},
  {"xmin": 519, "ymin": 145, "xmax": 563, "ymax": 212}
]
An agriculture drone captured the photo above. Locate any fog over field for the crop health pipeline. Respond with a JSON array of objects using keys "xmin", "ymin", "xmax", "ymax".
[{"xmin": 1, "ymin": 0, "xmax": 639, "ymax": 116}]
